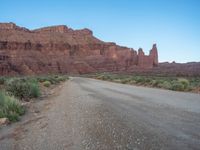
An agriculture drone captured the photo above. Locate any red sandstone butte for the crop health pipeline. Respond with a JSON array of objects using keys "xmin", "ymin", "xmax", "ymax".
[{"xmin": 0, "ymin": 22, "xmax": 158, "ymax": 75}]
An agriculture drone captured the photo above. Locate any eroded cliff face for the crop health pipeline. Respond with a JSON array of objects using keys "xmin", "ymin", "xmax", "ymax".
[{"xmin": 0, "ymin": 23, "xmax": 158, "ymax": 75}]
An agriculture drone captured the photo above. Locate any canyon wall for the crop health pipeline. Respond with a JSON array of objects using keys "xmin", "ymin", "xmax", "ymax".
[{"xmin": 0, "ymin": 22, "xmax": 158, "ymax": 75}]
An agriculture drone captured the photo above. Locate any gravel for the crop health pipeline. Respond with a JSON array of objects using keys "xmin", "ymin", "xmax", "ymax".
[{"xmin": 0, "ymin": 77, "xmax": 200, "ymax": 150}]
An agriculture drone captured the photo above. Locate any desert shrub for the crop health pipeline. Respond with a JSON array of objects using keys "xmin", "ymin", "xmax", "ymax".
[
  {"xmin": 26, "ymin": 77, "xmax": 38, "ymax": 84},
  {"xmin": 95, "ymin": 73, "xmax": 116, "ymax": 81},
  {"xmin": 113, "ymin": 79, "xmax": 122, "ymax": 83},
  {"xmin": 120, "ymin": 78, "xmax": 131, "ymax": 84},
  {"xmin": 89, "ymin": 73, "xmax": 200, "ymax": 92},
  {"xmin": 0, "ymin": 77, "xmax": 8, "ymax": 85},
  {"xmin": 6, "ymin": 78, "xmax": 28, "ymax": 99},
  {"xmin": 144, "ymin": 78, "xmax": 151, "ymax": 83},
  {"xmin": 48, "ymin": 76, "xmax": 60, "ymax": 84},
  {"xmin": 43, "ymin": 81, "xmax": 51, "ymax": 87},
  {"xmin": 37, "ymin": 76, "xmax": 55, "ymax": 83},
  {"xmin": 96, "ymin": 75, "xmax": 104, "ymax": 80},
  {"xmin": 150, "ymin": 80, "xmax": 158, "ymax": 86},
  {"xmin": 36, "ymin": 76, "xmax": 47, "ymax": 82},
  {"xmin": 149, "ymin": 79, "xmax": 161, "ymax": 86},
  {"xmin": 129, "ymin": 80, "xmax": 136, "ymax": 84},
  {"xmin": 29, "ymin": 83, "xmax": 40, "ymax": 98},
  {"xmin": 37, "ymin": 75, "xmax": 68, "ymax": 84},
  {"xmin": 168, "ymin": 79, "xmax": 190, "ymax": 91},
  {"xmin": 56, "ymin": 76, "xmax": 66, "ymax": 82},
  {"xmin": 101, "ymin": 75, "xmax": 111, "ymax": 81},
  {"xmin": 6, "ymin": 78, "xmax": 40, "ymax": 100},
  {"xmin": 189, "ymin": 78, "xmax": 200, "ymax": 87},
  {"xmin": 0, "ymin": 91, "xmax": 25, "ymax": 122},
  {"xmin": 102, "ymin": 75, "xmax": 107, "ymax": 80},
  {"xmin": 178, "ymin": 78, "xmax": 189, "ymax": 89},
  {"xmin": 171, "ymin": 81, "xmax": 185, "ymax": 91},
  {"xmin": 157, "ymin": 80, "xmax": 165, "ymax": 84},
  {"xmin": 197, "ymin": 82, "xmax": 200, "ymax": 87},
  {"xmin": 134, "ymin": 76, "xmax": 145, "ymax": 84},
  {"xmin": 158, "ymin": 81, "xmax": 172, "ymax": 89}
]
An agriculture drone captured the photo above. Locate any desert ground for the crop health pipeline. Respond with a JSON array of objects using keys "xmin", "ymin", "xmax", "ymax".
[{"xmin": 0, "ymin": 77, "xmax": 200, "ymax": 150}]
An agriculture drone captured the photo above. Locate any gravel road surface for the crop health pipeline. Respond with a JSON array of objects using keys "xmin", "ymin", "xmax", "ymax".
[{"xmin": 0, "ymin": 77, "xmax": 200, "ymax": 150}]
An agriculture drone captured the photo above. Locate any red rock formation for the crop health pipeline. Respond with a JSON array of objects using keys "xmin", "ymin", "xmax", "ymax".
[
  {"xmin": 0, "ymin": 23, "xmax": 159, "ymax": 75},
  {"xmin": 137, "ymin": 44, "xmax": 158, "ymax": 68},
  {"xmin": 0, "ymin": 22, "xmax": 29, "ymax": 32},
  {"xmin": 150, "ymin": 44, "xmax": 158, "ymax": 66}
]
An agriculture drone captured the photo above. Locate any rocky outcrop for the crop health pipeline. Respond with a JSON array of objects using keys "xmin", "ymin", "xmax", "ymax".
[
  {"xmin": 0, "ymin": 23, "xmax": 158, "ymax": 75},
  {"xmin": 150, "ymin": 44, "xmax": 158, "ymax": 66},
  {"xmin": 126, "ymin": 62, "xmax": 200, "ymax": 77},
  {"xmin": 33, "ymin": 25, "xmax": 71, "ymax": 33},
  {"xmin": 137, "ymin": 44, "xmax": 158, "ymax": 68},
  {"xmin": 0, "ymin": 22, "xmax": 29, "ymax": 32}
]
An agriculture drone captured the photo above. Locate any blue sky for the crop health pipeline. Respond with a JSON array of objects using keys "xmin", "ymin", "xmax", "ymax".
[{"xmin": 0, "ymin": 0, "xmax": 199, "ymax": 63}]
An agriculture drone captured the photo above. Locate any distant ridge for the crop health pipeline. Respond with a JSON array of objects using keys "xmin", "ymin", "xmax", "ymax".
[{"xmin": 0, "ymin": 22, "xmax": 158, "ymax": 75}]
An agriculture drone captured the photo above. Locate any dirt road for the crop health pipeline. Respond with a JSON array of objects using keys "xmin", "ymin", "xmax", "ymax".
[{"xmin": 0, "ymin": 77, "xmax": 200, "ymax": 150}]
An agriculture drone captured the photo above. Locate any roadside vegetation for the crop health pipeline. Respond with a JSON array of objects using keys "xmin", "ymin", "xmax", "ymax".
[
  {"xmin": 0, "ymin": 91, "xmax": 25, "ymax": 122},
  {"xmin": 85, "ymin": 73, "xmax": 200, "ymax": 93},
  {"xmin": 0, "ymin": 75, "xmax": 68, "ymax": 123}
]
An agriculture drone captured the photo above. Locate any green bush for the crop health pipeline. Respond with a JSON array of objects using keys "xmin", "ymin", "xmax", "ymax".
[
  {"xmin": 48, "ymin": 76, "xmax": 59, "ymax": 84},
  {"xmin": 37, "ymin": 75, "xmax": 68, "ymax": 84},
  {"xmin": 102, "ymin": 75, "xmax": 112, "ymax": 81},
  {"xmin": 157, "ymin": 79, "xmax": 165, "ymax": 84},
  {"xmin": 120, "ymin": 78, "xmax": 130, "ymax": 84},
  {"xmin": 0, "ymin": 77, "xmax": 7, "ymax": 85},
  {"xmin": 89, "ymin": 73, "xmax": 200, "ymax": 92},
  {"xmin": 189, "ymin": 78, "xmax": 200, "ymax": 87},
  {"xmin": 134, "ymin": 76, "xmax": 145, "ymax": 84},
  {"xmin": 0, "ymin": 91, "xmax": 25, "ymax": 122},
  {"xmin": 144, "ymin": 78, "xmax": 152, "ymax": 83},
  {"xmin": 113, "ymin": 79, "xmax": 122, "ymax": 83},
  {"xmin": 149, "ymin": 79, "xmax": 161, "ymax": 86},
  {"xmin": 150, "ymin": 80, "xmax": 158, "ymax": 86},
  {"xmin": 95, "ymin": 74, "xmax": 118, "ymax": 81},
  {"xmin": 178, "ymin": 78, "xmax": 189, "ymax": 89},
  {"xmin": 158, "ymin": 81, "xmax": 172, "ymax": 89},
  {"xmin": 96, "ymin": 75, "xmax": 104, "ymax": 80},
  {"xmin": 54, "ymin": 76, "xmax": 68, "ymax": 83},
  {"xmin": 27, "ymin": 77, "xmax": 38, "ymax": 84},
  {"xmin": 6, "ymin": 78, "xmax": 28, "ymax": 99},
  {"xmin": 30, "ymin": 83, "xmax": 40, "ymax": 97},
  {"xmin": 56, "ymin": 76, "xmax": 65, "ymax": 82},
  {"xmin": 36, "ymin": 76, "xmax": 47, "ymax": 82},
  {"xmin": 6, "ymin": 78, "xmax": 40, "ymax": 100},
  {"xmin": 171, "ymin": 81, "xmax": 185, "ymax": 91},
  {"xmin": 43, "ymin": 81, "xmax": 51, "ymax": 87}
]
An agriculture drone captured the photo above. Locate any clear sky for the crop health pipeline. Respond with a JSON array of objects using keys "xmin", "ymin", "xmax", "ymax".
[{"xmin": 0, "ymin": 0, "xmax": 199, "ymax": 63}]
